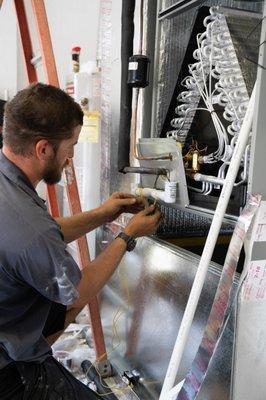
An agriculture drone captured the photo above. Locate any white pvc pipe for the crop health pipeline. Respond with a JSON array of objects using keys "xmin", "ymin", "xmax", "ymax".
[
  {"xmin": 135, "ymin": 182, "xmax": 177, "ymax": 204},
  {"xmin": 194, "ymin": 172, "xmax": 225, "ymax": 186},
  {"xmin": 135, "ymin": 187, "xmax": 165, "ymax": 201},
  {"xmin": 159, "ymin": 83, "xmax": 256, "ymax": 400}
]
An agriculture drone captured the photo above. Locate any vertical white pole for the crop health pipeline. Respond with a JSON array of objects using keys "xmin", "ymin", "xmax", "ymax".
[{"xmin": 159, "ymin": 85, "xmax": 256, "ymax": 400}]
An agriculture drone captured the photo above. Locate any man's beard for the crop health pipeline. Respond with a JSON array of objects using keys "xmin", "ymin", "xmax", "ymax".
[{"xmin": 42, "ymin": 157, "xmax": 67, "ymax": 185}]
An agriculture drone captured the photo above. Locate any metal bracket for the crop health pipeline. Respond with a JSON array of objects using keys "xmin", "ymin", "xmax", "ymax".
[
  {"xmin": 95, "ymin": 359, "xmax": 114, "ymax": 378},
  {"xmin": 30, "ymin": 53, "xmax": 42, "ymax": 66}
]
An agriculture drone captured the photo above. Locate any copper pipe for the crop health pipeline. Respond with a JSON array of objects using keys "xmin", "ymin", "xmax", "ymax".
[
  {"xmin": 131, "ymin": 89, "xmax": 172, "ymax": 161},
  {"xmin": 123, "ymin": 167, "xmax": 168, "ymax": 175},
  {"xmin": 130, "ymin": 0, "xmax": 172, "ymax": 162}
]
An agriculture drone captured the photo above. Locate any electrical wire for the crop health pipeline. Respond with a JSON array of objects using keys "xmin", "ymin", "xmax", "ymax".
[{"xmin": 83, "ymin": 264, "xmax": 135, "ymax": 397}]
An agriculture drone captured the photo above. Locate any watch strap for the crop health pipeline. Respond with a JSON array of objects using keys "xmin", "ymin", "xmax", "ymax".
[{"xmin": 117, "ymin": 232, "xmax": 136, "ymax": 252}]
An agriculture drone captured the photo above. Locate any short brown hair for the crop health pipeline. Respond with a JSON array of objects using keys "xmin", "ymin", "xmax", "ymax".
[{"xmin": 3, "ymin": 83, "xmax": 83, "ymax": 156}]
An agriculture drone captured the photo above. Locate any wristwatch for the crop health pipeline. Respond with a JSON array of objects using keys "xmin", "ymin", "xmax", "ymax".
[{"xmin": 116, "ymin": 232, "xmax": 137, "ymax": 252}]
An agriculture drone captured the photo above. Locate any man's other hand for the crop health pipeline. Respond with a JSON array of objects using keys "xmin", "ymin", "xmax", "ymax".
[
  {"xmin": 124, "ymin": 204, "xmax": 161, "ymax": 238},
  {"xmin": 101, "ymin": 192, "xmax": 146, "ymax": 223}
]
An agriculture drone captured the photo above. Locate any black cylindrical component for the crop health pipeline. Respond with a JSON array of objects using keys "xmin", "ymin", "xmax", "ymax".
[
  {"xmin": 117, "ymin": 0, "xmax": 136, "ymax": 172},
  {"xmin": 81, "ymin": 360, "xmax": 119, "ymax": 400},
  {"xmin": 127, "ymin": 54, "xmax": 150, "ymax": 88}
]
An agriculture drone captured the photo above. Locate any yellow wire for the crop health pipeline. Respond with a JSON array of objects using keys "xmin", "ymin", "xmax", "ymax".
[
  {"xmin": 84, "ymin": 263, "xmax": 132, "ymax": 396},
  {"xmin": 85, "ymin": 250, "xmax": 164, "ymax": 396}
]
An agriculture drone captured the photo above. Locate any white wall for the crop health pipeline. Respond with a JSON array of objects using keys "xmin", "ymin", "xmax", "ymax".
[
  {"xmin": 0, "ymin": 0, "xmax": 101, "ymax": 94},
  {"xmin": 0, "ymin": 0, "xmax": 17, "ymax": 99},
  {"xmin": 46, "ymin": 0, "xmax": 100, "ymax": 88}
]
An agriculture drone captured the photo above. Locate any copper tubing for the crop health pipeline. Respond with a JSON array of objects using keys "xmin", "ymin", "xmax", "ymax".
[
  {"xmin": 123, "ymin": 166, "xmax": 168, "ymax": 175},
  {"xmin": 131, "ymin": 89, "xmax": 172, "ymax": 161},
  {"xmin": 130, "ymin": 0, "xmax": 172, "ymax": 162}
]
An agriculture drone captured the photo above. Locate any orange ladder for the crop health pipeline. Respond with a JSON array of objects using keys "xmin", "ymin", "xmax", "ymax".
[{"xmin": 13, "ymin": 0, "xmax": 108, "ymax": 367}]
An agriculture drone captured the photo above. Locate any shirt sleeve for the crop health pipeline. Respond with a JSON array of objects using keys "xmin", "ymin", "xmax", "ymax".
[{"xmin": 14, "ymin": 227, "xmax": 82, "ymax": 305}]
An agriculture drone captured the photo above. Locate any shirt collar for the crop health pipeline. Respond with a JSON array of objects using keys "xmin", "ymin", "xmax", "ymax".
[{"xmin": 0, "ymin": 151, "xmax": 47, "ymax": 210}]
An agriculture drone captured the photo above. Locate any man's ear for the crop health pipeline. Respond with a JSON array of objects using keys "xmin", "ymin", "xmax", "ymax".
[{"xmin": 35, "ymin": 139, "xmax": 53, "ymax": 161}]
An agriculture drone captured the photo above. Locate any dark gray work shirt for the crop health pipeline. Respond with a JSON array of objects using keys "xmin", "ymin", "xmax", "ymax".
[{"xmin": 0, "ymin": 151, "xmax": 81, "ymax": 369}]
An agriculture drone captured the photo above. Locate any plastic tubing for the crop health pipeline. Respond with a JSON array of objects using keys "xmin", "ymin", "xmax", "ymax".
[
  {"xmin": 135, "ymin": 187, "xmax": 165, "ymax": 201},
  {"xmin": 135, "ymin": 185, "xmax": 177, "ymax": 204},
  {"xmin": 194, "ymin": 172, "xmax": 225, "ymax": 186},
  {"xmin": 159, "ymin": 84, "xmax": 256, "ymax": 400}
]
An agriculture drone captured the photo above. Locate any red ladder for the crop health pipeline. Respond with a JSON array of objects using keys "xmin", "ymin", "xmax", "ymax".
[{"xmin": 14, "ymin": 0, "xmax": 107, "ymax": 363}]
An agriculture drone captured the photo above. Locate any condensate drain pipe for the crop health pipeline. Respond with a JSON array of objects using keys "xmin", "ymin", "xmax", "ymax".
[
  {"xmin": 134, "ymin": 181, "xmax": 177, "ymax": 203},
  {"xmin": 159, "ymin": 84, "xmax": 256, "ymax": 400}
]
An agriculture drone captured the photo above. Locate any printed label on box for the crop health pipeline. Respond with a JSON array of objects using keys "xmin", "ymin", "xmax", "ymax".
[{"xmin": 242, "ymin": 260, "xmax": 266, "ymax": 301}]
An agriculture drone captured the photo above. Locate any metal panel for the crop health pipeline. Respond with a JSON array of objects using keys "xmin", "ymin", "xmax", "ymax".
[
  {"xmin": 158, "ymin": 0, "xmax": 206, "ymax": 20},
  {"xmin": 98, "ymin": 234, "xmax": 238, "ymax": 399},
  {"xmin": 137, "ymin": 138, "xmax": 189, "ymax": 206},
  {"xmin": 232, "ymin": 2, "xmax": 266, "ymax": 399}
]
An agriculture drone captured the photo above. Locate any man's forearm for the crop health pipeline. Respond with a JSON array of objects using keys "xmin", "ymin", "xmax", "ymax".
[
  {"xmin": 68, "ymin": 203, "xmax": 161, "ymax": 309},
  {"xmin": 71, "ymin": 236, "xmax": 128, "ymax": 308},
  {"xmin": 56, "ymin": 207, "xmax": 107, "ymax": 243}
]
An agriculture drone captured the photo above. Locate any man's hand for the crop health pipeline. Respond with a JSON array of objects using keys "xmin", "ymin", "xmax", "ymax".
[
  {"xmin": 124, "ymin": 204, "xmax": 161, "ymax": 238},
  {"xmin": 72, "ymin": 204, "xmax": 162, "ymax": 308},
  {"xmin": 101, "ymin": 192, "xmax": 145, "ymax": 223}
]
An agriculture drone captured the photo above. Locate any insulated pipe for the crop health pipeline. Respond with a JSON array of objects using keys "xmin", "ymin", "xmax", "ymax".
[
  {"xmin": 118, "ymin": 0, "xmax": 172, "ymax": 167},
  {"xmin": 194, "ymin": 173, "xmax": 225, "ymax": 186},
  {"xmin": 159, "ymin": 84, "xmax": 256, "ymax": 400},
  {"xmin": 131, "ymin": 0, "xmax": 172, "ymax": 162},
  {"xmin": 117, "ymin": 0, "xmax": 135, "ymax": 172}
]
